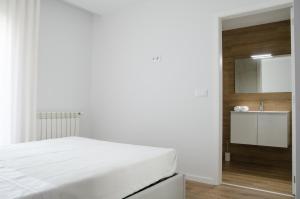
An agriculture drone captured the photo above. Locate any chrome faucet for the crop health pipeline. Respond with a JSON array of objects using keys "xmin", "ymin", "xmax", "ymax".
[{"xmin": 259, "ymin": 100, "xmax": 264, "ymax": 112}]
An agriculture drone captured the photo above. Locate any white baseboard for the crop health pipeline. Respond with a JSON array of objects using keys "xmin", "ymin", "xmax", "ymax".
[{"xmin": 184, "ymin": 174, "xmax": 216, "ymax": 185}]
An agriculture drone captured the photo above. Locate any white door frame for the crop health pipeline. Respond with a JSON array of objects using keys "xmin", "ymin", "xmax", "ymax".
[
  {"xmin": 290, "ymin": 6, "xmax": 296, "ymax": 195},
  {"xmin": 213, "ymin": 0, "xmax": 295, "ymax": 193}
]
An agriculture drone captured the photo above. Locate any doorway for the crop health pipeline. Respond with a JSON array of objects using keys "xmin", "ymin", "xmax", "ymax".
[{"xmin": 217, "ymin": 3, "xmax": 296, "ymax": 196}]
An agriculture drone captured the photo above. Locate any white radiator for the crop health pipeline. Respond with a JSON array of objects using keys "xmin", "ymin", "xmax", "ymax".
[{"xmin": 37, "ymin": 112, "xmax": 82, "ymax": 140}]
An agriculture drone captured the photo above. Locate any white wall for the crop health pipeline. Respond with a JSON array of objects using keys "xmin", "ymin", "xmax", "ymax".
[
  {"xmin": 222, "ymin": 8, "xmax": 290, "ymax": 30},
  {"xmin": 38, "ymin": 0, "xmax": 93, "ymax": 137},
  {"xmin": 295, "ymin": 0, "xmax": 300, "ymax": 196},
  {"xmin": 90, "ymin": 0, "xmax": 281, "ymax": 184}
]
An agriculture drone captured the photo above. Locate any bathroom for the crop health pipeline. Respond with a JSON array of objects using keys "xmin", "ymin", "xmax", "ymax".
[{"xmin": 221, "ymin": 8, "xmax": 294, "ymax": 195}]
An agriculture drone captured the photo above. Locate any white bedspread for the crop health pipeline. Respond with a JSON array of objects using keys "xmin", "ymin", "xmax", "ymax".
[{"xmin": 0, "ymin": 137, "xmax": 177, "ymax": 199}]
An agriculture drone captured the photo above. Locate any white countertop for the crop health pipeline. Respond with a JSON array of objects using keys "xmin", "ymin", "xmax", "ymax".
[{"xmin": 231, "ymin": 111, "xmax": 290, "ymax": 113}]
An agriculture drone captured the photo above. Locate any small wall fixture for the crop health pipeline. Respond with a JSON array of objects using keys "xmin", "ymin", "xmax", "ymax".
[{"xmin": 251, "ymin": 54, "xmax": 273, "ymax": 59}]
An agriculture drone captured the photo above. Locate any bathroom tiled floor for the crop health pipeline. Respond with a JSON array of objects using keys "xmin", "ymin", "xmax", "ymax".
[{"xmin": 222, "ymin": 161, "xmax": 292, "ymax": 194}]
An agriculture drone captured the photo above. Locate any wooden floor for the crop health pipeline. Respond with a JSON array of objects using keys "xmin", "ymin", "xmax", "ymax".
[
  {"xmin": 186, "ymin": 181, "xmax": 294, "ymax": 199},
  {"xmin": 222, "ymin": 161, "xmax": 292, "ymax": 194}
]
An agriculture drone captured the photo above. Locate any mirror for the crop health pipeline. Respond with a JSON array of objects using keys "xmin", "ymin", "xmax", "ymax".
[{"xmin": 235, "ymin": 55, "xmax": 292, "ymax": 93}]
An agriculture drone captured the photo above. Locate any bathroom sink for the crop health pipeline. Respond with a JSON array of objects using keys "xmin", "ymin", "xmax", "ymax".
[{"xmin": 231, "ymin": 110, "xmax": 290, "ymax": 113}]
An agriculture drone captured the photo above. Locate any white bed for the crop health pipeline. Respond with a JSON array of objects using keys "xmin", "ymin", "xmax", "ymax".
[{"xmin": 0, "ymin": 137, "xmax": 180, "ymax": 199}]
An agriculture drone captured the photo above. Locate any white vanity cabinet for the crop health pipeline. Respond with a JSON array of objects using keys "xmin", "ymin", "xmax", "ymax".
[
  {"xmin": 230, "ymin": 111, "xmax": 290, "ymax": 148},
  {"xmin": 258, "ymin": 113, "xmax": 290, "ymax": 148},
  {"xmin": 231, "ymin": 112, "xmax": 258, "ymax": 145}
]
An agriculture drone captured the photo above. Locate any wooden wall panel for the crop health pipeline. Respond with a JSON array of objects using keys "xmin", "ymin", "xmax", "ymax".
[{"xmin": 222, "ymin": 20, "xmax": 292, "ymax": 168}]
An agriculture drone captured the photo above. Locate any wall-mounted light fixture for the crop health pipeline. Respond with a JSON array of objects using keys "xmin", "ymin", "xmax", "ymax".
[{"xmin": 251, "ymin": 54, "xmax": 273, "ymax": 59}]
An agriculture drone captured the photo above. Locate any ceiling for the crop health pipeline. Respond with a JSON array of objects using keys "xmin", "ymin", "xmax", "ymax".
[
  {"xmin": 63, "ymin": 1, "xmax": 291, "ymax": 27},
  {"xmin": 223, "ymin": 8, "xmax": 291, "ymax": 31},
  {"xmin": 63, "ymin": 0, "xmax": 140, "ymax": 15}
]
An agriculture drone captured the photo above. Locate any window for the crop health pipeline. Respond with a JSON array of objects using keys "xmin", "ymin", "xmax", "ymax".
[{"xmin": 0, "ymin": 7, "xmax": 12, "ymax": 145}]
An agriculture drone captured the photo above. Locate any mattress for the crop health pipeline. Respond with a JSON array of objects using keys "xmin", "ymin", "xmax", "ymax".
[{"xmin": 0, "ymin": 137, "xmax": 177, "ymax": 199}]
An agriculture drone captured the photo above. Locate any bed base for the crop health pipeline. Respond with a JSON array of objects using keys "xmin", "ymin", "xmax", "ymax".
[{"xmin": 126, "ymin": 174, "xmax": 185, "ymax": 199}]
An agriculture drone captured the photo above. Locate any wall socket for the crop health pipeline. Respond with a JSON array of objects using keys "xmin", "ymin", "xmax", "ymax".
[{"xmin": 152, "ymin": 56, "xmax": 162, "ymax": 63}]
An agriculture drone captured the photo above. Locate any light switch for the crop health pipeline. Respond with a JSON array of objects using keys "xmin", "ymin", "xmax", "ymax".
[{"xmin": 194, "ymin": 88, "xmax": 208, "ymax": 97}]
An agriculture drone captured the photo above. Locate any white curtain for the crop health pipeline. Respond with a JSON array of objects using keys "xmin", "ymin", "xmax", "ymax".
[{"xmin": 0, "ymin": 0, "xmax": 40, "ymax": 145}]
